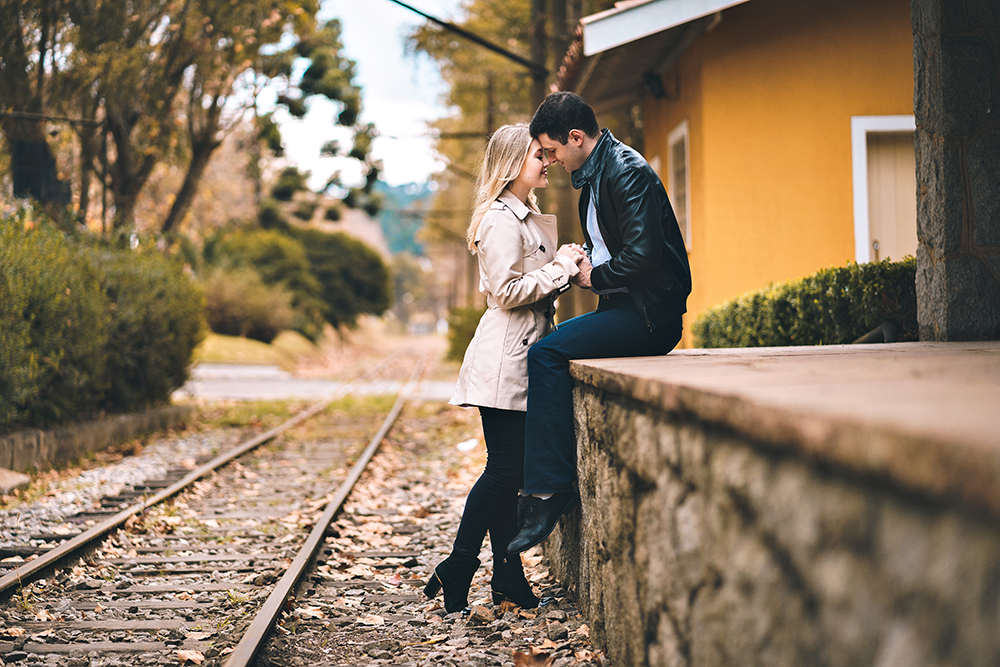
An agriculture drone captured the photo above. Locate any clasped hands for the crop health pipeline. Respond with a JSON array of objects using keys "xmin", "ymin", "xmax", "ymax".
[{"xmin": 556, "ymin": 243, "xmax": 593, "ymax": 288}]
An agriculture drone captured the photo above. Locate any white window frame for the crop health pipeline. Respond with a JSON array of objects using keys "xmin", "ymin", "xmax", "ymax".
[
  {"xmin": 851, "ymin": 115, "xmax": 916, "ymax": 263},
  {"xmin": 668, "ymin": 120, "xmax": 692, "ymax": 250}
]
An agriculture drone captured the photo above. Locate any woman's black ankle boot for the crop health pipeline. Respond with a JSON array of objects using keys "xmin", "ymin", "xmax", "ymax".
[
  {"xmin": 423, "ymin": 554, "xmax": 480, "ymax": 614},
  {"xmin": 491, "ymin": 555, "xmax": 546, "ymax": 609}
]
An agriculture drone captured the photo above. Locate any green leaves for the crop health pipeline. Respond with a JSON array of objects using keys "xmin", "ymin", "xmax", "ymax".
[{"xmin": 693, "ymin": 257, "xmax": 919, "ymax": 348}]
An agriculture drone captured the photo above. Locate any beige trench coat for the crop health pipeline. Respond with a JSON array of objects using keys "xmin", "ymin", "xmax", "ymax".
[{"xmin": 450, "ymin": 190, "xmax": 580, "ymax": 411}]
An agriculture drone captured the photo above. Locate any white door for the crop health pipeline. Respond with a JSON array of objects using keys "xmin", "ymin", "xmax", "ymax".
[{"xmin": 865, "ymin": 131, "xmax": 917, "ymax": 262}]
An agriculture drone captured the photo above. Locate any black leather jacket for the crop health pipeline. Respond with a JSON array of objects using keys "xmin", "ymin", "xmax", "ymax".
[{"xmin": 572, "ymin": 129, "xmax": 692, "ymax": 331}]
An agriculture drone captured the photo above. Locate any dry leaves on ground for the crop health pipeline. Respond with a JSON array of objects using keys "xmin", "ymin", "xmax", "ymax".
[
  {"xmin": 175, "ymin": 649, "xmax": 205, "ymax": 664},
  {"xmin": 513, "ymin": 646, "xmax": 556, "ymax": 667}
]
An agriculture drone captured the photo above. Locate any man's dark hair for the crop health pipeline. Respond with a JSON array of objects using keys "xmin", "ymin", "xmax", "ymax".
[{"xmin": 529, "ymin": 91, "xmax": 599, "ymax": 144}]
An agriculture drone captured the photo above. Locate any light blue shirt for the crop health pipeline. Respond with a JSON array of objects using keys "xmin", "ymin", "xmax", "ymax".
[{"xmin": 587, "ymin": 195, "xmax": 628, "ymax": 295}]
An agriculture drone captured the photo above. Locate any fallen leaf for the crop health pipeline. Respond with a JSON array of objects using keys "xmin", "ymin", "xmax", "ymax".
[
  {"xmin": 572, "ymin": 624, "xmax": 590, "ymax": 638},
  {"xmin": 185, "ymin": 631, "xmax": 213, "ymax": 640},
  {"xmin": 1, "ymin": 628, "xmax": 25, "ymax": 637},
  {"xmin": 175, "ymin": 649, "xmax": 204, "ymax": 664},
  {"xmin": 34, "ymin": 609, "xmax": 57, "ymax": 621},
  {"xmin": 94, "ymin": 603, "xmax": 104, "ymax": 613},
  {"xmin": 356, "ymin": 614, "xmax": 384, "ymax": 626},
  {"xmin": 575, "ymin": 649, "xmax": 595, "ymax": 662},
  {"xmin": 512, "ymin": 647, "xmax": 555, "ymax": 667},
  {"xmin": 296, "ymin": 606, "xmax": 324, "ymax": 618},
  {"xmin": 175, "ymin": 592, "xmax": 193, "ymax": 601}
]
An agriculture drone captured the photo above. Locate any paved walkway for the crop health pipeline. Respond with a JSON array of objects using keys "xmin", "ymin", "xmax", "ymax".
[{"xmin": 174, "ymin": 363, "xmax": 457, "ymax": 403}]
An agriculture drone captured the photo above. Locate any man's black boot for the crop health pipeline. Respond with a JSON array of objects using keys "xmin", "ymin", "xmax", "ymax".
[{"xmin": 506, "ymin": 492, "xmax": 578, "ymax": 554}]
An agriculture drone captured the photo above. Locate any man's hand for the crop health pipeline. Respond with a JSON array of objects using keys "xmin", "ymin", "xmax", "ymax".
[{"xmin": 572, "ymin": 256, "xmax": 593, "ymax": 288}]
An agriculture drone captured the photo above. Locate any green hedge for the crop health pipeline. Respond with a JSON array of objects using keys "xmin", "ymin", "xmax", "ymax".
[
  {"xmin": 96, "ymin": 249, "xmax": 206, "ymax": 411},
  {"xmin": 0, "ymin": 213, "xmax": 206, "ymax": 431},
  {"xmin": 0, "ymin": 216, "xmax": 109, "ymax": 426},
  {"xmin": 693, "ymin": 257, "xmax": 917, "ymax": 348}
]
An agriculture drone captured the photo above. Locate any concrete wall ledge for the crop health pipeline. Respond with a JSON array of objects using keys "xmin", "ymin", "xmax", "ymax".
[
  {"xmin": 545, "ymin": 341, "xmax": 1000, "ymax": 667},
  {"xmin": 573, "ymin": 341, "xmax": 1000, "ymax": 519},
  {"xmin": 0, "ymin": 405, "xmax": 193, "ymax": 478}
]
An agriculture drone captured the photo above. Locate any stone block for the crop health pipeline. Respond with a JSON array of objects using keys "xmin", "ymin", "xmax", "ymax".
[
  {"xmin": 0, "ymin": 468, "xmax": 31, "ymax": 495},
  {"xmin": 915, "ymin": 131, "xmax": 964, "ymax": 255},
  {"xmin": 11, "ymin": 430, "xmax": 43, "ymax": 472},
  {"xmin": 917, "ymin": 252, "xmax": 1000, "ymax": 340},
  {"xmin": 0, "ymin": 434, "xmax": 15, "ymax": 470},
  {"xmin": 967, "ymin": 128, "xmax": 1000, "ymax": 247},
  {"xmin": 938, "ymin": 35, "xmax": 996, "ymax": 137}
]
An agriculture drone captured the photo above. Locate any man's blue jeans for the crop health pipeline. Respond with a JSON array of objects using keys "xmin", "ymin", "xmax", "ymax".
[{"xmin": 523, "ymin": 294, "xmax": 682, "ymax": 494}]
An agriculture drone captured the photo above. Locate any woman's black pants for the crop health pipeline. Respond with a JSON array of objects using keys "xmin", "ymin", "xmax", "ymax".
[{"xmin": 451, "ymin": 407, "xmax": 525, "ymax": 561}]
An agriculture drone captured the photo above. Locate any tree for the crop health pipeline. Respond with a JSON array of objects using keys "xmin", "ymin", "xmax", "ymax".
[{"xmin": 0, "ymin": 1, "xmax": 377, "ymax": 234}]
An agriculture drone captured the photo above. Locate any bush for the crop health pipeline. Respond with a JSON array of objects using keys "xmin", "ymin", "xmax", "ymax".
[
  {"xmin": 446, "ymin": 306, "xmax": 486, "ymax": 361},
  {"xmin": 201, "ymin": 267, "xmax": 295, "ymax": 343},
  {"xmin": 95, "ymin": 249, "xmax": 206, "ymax": 411},
  {"xmin": 290, "ymin": 228, "xmax": 392, "ymax": 328},
  {"xmin": 0, "ymin": 210, "xmax": 207, "ymax": 432},
  {"xmin": 210, "ymin": 229, "xmax": 327, "ymax": 341},
  {"xmin": 693, "ymin": 257, "xmax": 918, "ymax": 348},
  {"xmin": 0, "ymin": 215, "xmax": 110, "ymax": 428}
]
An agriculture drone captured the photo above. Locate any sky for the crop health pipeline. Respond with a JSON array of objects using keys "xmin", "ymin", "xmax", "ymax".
[{"xmin": 275, "ymin": 0, "xmax": 464, "ymax": 189}]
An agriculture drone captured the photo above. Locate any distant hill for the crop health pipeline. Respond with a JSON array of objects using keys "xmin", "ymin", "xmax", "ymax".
[{"xmin": 374, "ymin": 182, "xmax": 436, "ymax": 256}]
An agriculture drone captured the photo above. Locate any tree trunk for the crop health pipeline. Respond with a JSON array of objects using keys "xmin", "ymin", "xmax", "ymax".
[{"xmin": 160, "ymin": 134, "xmax": 220, "ymax": 234}]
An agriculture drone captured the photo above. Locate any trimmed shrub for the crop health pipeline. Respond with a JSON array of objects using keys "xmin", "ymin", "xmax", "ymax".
[
  {"xmin": 0, "ymin": 213, "xmax": 206, "ymax": 431},
  {"xmin": 446, "ymin": 306, "xmax": 486, "ymax": 361},
  {"xmin": 693, "ymin": 257, "xmax": 918, "ymax": 348},
  {"xmin": 0, "ymin": 214, "xmax": 110, "ymax": 428},
  {"xmin": 210, "ymin": 229, "xmax": 327, "ymax": 341},
  {"xmin": 94, "ymin": 249, "xmax": 206, "ymax": 411},
  {"xmin": 201, "ymin": 267, "xmax": 295, "ymax": 343},
  {"xmin": 290, "ymin": 228, "xmax": 392, "ymax": 328}
]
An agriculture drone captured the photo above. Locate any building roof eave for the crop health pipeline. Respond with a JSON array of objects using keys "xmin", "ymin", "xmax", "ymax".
[
  {"xmin": 554, "ymin": 10, "xmax": 721, "ymax": 115},
  {"xmin": 581, "ymin": 0, "xmax": 751, "ymax": 56}
]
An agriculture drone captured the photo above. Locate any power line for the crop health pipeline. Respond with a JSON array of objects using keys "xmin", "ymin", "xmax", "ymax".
[{"xmin": 385, "ymin": 0, "xmax": 548, "ymax": 77}]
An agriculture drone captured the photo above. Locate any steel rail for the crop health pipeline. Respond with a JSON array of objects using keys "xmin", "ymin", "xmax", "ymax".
[
  {"xmin": 223, "ymin": 352, "xmax": 430, "ymax": 667},
  {"xmin": 0, "ymin": 349, "xmax": 410, "ymax": 597}
]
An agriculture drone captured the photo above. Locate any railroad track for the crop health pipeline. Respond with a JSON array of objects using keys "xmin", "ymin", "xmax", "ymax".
[{"xmin": 0, "ymin": 350, "xmax": 433, "ymax": 665}]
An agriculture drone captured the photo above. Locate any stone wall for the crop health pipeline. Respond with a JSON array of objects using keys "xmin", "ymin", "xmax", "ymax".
[
  {"xmin": 0, "ymin": 405, "xmax": 193, "ymax": 473},
  {"xmin": 913, "ymin": 0, "xmax": 1000, "ymax": 340},
  {"xmin": 543, "ymin": 378, "xmax": 1000, "ymax": 667}
]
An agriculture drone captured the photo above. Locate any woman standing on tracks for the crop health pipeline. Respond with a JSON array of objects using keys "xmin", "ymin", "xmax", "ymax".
[{"xmin": 424, "ymin": 123, "xmax": 585, "ymax": 615}]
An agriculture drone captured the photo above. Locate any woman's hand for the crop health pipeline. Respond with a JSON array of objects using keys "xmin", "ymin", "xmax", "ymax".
[{"xmin": 557, "ymin": 243, "xmax": 586, "ymax": 264}]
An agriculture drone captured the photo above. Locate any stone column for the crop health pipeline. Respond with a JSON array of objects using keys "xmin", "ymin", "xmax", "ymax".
[{"xmin": 913, "ymin": 0, "xmax": 1000, "ymax": 340}]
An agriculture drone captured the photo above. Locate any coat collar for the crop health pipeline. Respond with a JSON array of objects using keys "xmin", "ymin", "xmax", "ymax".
[
  {"xmin": 571, "ymin": 128, "xmax": 614, "ymax": 190},
  {"xmin": 498, "ymin": 189, "xmax": 531, "ymax": 221}
]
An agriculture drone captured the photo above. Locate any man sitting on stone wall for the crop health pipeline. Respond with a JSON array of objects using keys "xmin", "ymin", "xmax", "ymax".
[{"xmin": 507, "ymin": 91, "xmax": 692, "ymax": 554}]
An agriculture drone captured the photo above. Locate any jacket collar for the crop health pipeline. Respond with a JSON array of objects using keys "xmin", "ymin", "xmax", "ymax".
[
  {"xmin": 498, "ymin": 189, "xmax": 531, "ymax": 221},
  {"xmin": 571, "ymin": 128, "xmax": 614, "ymax": 190}
]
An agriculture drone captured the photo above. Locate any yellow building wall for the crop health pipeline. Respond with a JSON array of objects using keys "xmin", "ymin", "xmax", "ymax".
[{"xmin": 643, "ymin": 0, "xmax": 914, "ymax": 346}]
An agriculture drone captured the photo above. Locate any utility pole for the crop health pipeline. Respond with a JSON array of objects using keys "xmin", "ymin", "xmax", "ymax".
[{"xmin": 531, "ymin": 0, "xmax": 548, "ymax": 111}]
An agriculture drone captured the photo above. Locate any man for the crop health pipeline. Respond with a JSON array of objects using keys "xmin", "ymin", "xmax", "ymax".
[{"xmin": 507, "ymin": 91, "xmax": 692, "ymax": 554}]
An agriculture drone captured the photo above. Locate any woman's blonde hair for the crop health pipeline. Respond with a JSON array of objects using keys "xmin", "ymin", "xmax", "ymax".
[{"xmin": 466, "ymin": 123, "xmax": 539, "ymax": 253}]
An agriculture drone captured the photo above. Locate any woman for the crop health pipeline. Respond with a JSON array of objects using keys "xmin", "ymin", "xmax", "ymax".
[{"xmin": 424, "ymin": 123, "xmax": 584, "ymax": 614}]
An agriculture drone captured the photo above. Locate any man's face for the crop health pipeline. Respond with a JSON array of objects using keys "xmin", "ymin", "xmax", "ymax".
[{"xmin": 537, "ymin": 130, "xmax": 590, "ymax": 173}]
